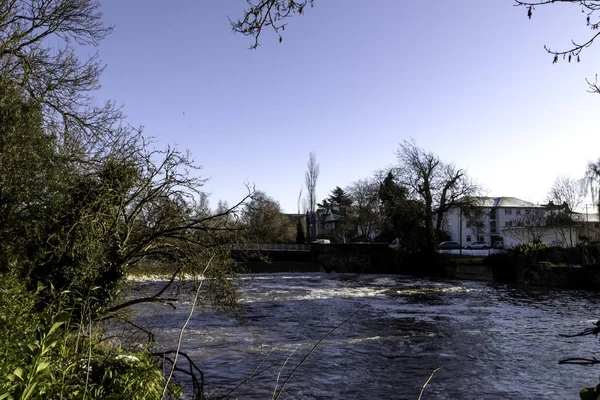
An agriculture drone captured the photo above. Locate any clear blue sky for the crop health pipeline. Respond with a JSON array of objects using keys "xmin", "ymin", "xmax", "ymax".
[{"xmin": 93, "ymin": 1, "xmax": 600, "ymax": 212}]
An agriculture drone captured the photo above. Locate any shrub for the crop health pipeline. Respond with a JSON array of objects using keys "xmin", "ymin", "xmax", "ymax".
[{"xmin": 0, "ymin": 273, "xmax": 179, "ymax": 400}]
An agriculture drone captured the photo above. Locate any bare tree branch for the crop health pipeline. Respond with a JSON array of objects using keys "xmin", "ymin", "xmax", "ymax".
[{"xmin": 230, "ymin": 0, "xmax": 314, "ymax": 49}]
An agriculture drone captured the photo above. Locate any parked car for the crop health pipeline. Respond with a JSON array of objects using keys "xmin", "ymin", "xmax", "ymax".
[
  {"xmin": 312, "ymin": 239, "xmax": 331, "ymax": 244},
  {"xmin": 465, "ymin": 241, "xmax": 489, "ymax": 249},
  {"xmin": 492, "ymin": 241, "xmax": 504, "ymax": 249},
  {"xmin": 438, "ymin": 241, "xmax": 461, "ymax": 250}
]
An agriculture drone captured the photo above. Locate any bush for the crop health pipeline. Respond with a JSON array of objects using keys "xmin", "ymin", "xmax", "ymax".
[
  {"xmin": 0, "ymin": 273, "xmax": 179, "ymax": 400},
  {"xmin": 317, "ymin": 253, "xmax": 371, "ymax": 273}
]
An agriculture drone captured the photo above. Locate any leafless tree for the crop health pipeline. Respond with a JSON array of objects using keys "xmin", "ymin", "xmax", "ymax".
[
  {"xmin": 547, "ymin": 175, "xmax": 585, "ymax": 246},
  {"xmin": 396, "ymin": 140, "xmax": 482, "ymax": 252},
  {"xmin": 0, "ymin": 0, "xmax": 124, "ymax": 149},
  {"xmin": 347, "ymin": 177, "xmax": 381, "ymax": 241},
  {"xmin": 586, "ymin": 159, "xmax": 600, "ymax": 217},
  {"xmin": 459, "ymin": 197, "xmax": 488, "ymax": 242},
  {"xmin": 230, "ymin": 0, "xmax": 314, "ymax": 48},
  {"xmin": 549, "ymin": 176, "xmax": 586, "ymax": 211},
  {"xmin": 503, "ymin": 209, "xmax": 549, "ymax": 244},
  {"xmin": 305, "ymin": 152, "xmax": 319, "ymax": 213},
  {"xmin": 297, "ymin": 187, "xmax": 304, "ymax": 214}
]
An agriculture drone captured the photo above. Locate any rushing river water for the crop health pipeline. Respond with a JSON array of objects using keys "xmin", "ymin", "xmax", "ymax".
[{"xmin": 126, "ymin": 274, "xmax": 600, "ymax": 399}]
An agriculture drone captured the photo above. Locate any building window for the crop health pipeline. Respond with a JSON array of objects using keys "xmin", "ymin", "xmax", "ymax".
[
  {"xmin": 490, "ymin": 221, "xmax": 496, "ymax": 228},
  {"xmin": 504, "ymin": 209, "xmax": 512, "ymax": 215},
  {"xmin": 516, "ymin": 209, "xmax": 521, "ymax": 215},
  {"xmin": 595, "ymin": 223, "xmax": 600, "ymax": 229},
  {"xmin": 477, "ymin": 235, "xmax": 485, "ymax": 242},
  {"xmin": 505, "ymin": 221, "xmax": 512, "ymax": 227},
  {"xmin": 525, "ymin": 209, "xmax": 531, "ymax": 215},
  {"xmin": 466, "ymin": 235, "xmax": 471, "ymax": 242}
]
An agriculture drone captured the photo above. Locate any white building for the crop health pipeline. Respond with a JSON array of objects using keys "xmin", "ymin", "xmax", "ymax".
[
  {"xmin": 574, "ymin": 212, "xmax": 600, "ymax": 243},
  {"xmin": 443, "ymin": 197, "xmax": 578, "ymax": 248}
]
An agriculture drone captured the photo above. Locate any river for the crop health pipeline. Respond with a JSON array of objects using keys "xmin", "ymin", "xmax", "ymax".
[{"xmin": 126, "ymin": 273, "xmax": 600, "ymax": 399}]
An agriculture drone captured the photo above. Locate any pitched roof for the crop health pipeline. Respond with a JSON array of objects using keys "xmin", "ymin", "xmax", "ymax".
[
  {"xmin": 323, "ymin": 212, "xmax": 343, "ymax": 222},
  {"xmin": 459, "ymin": 196, "xmax": 541, "ymax": 208},
  {"xmin": 573, "ymin": 213, "xmax": 600, "ymax": 223}
]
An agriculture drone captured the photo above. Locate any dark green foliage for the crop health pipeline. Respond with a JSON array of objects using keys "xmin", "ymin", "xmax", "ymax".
[
  {"xmin": 327, "ymin": 186, "xmax": 352, "ymax": 209},
  {"xmin": 296, "ymin": 220, "xmax": 306, "ymax": 244},
  {"xmin": 483, "ymin": 252, "xmax": 515, "ymax": 269},
  {"xmin": 242, "ymin": 191, "xmax": 295, "ymax": 243},
  {"xmin": 0, "ymin": 273, "xmax": 38, "ymax": 384},
  {"xmin": 319, "ymin": 186, "xmax": 352, "ymax": 215},
  {"xmin": 378, "ymin": 171, "xmax": 425, "ymax": 251},
  {"xmin": 0, "ymin": 2, "xmax": 242, "ymax": 398},
  {"xmin": 317, "ymin": 253, "xmax": 370, "ymax": 273},
  {"xmin": 581, "ymin": 384, "xmax": 600, "ymax": 400},
  {"xmin": 510, "ymin": 243, "xmax": 550, "ymax": 264},
  {"xmin": 0, "ymin": 83, "xmax": 58, "ymax": 274},
  {"xmin": 0, "ymin": 81, "xmax": 242, "ymax": 316},
  {"xmin": 0, "ymin": 275, "xmax": 177, "ymax": 399}
]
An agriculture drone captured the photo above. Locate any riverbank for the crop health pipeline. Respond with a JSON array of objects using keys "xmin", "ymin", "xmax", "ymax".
[{"xmin": 233, "ymin": 248, "xmax": 600, "ymax": 291}]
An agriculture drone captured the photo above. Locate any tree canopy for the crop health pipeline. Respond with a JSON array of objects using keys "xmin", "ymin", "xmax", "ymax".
[
  {"xmin": 242, "ymin": 191, "xmax": 295, "ymax": 243},
  {"xmin": 0, "ymin": 0, "xmax": 251, "ymax": 315},
  {"xmin": 395, "ymin": 140, "xmax": 481, "ymax": 252}
]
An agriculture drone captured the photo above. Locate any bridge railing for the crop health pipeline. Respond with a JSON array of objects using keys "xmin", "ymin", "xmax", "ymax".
[{"xmin": 226, "ymin": 243, "xmax": 311, "ymax": 252}]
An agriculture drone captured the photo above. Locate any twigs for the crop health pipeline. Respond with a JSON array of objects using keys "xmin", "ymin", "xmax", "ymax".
[
  {"xmin": 161, "ymin": 254, "xmax": 215, "ymax": 399},
  {"xmin": 273, "ymin": 301, "xmax": 371, "ymax": 400},
  {"xmin": 559, "ymin": 357, "xmax": 600, "ymax": 365},
  {"xmin": 103, "ymin": 264, "xmax": 183, "ymax": 316},
  {"xmin": 515, "ymin": 0, "xmax": 600, "ymax": 62},
  {"xmin": 559, "ymin": 321, "xmax": 600, "ymax": 338},
  {"xmin": 272, "ymin": 346, "xmax": 298, "ymax": 399},
  {"xmin": 102, "ymin": 295, "xmax": 177, "ymax": 317},
  {"xmin": 152, "ymin": 350, "xmax": 205, "ymax": 398},
  {"xmin": 558, "ymin": 321, "xmax": 600, "ymax": 365},
  {"xmin": 112, "ymin": 315, "xmax": 156, "ymax": 343},
  {"xmin": 418, "ymin": 367, "xmax": 441, "ymax": 400},
  {"xmin": 217, "ymin": 350, "xmax": 295, "ymax": 400},
  {"xmin": 230, "ymin": 0, "xmax": 314, "ymax": 49}
]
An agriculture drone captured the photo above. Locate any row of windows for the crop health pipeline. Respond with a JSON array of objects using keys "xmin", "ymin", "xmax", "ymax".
[
  {"xmin": 465, "ymin": 235, "xmax": 485, "ymax": 242},
  {"xmin": 504, "ymin": 208, "xmax": 530, "ymax": 215}
]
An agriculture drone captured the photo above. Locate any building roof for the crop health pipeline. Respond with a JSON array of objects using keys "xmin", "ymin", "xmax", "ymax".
[
  {"xmin": 323, "ymin": 212, "xmax": 344, "ymax": 222},
  {"xmin": 461, "ymin": 196, "xmax": 540, "ymax": 208},
  {"xmin": 573, "ymin": 213, "xmax": 600, "ymax": 223},
  {"xmin": 283, "ymin": 213, "xmax": 304, "ymax": 223}
]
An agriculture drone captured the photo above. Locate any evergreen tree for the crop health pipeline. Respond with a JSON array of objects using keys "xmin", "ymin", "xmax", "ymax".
[{"xmin": 296, "ymin": 220, "xmax": 306, "ymax": 244}]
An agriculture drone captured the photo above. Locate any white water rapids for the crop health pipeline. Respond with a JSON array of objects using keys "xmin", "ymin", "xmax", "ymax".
[{"xmin": 121, "ymin": 273, "xmax": 600, "ymax": 399}]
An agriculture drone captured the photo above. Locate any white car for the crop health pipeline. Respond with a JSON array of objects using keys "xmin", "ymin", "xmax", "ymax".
[{"xmin": 465, "ymin": 241, "xmax": 489, "ymax": 250}]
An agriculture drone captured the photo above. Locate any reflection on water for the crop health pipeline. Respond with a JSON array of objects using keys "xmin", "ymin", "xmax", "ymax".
[{"xmin": 126, "ymin": 274, "xmax": 600, "ymax": 399}]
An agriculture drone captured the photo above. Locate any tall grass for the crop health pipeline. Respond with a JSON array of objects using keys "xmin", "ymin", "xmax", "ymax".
[{"xmin": 0, "ymin": 273, "xmax": 180, "ymax": 400}]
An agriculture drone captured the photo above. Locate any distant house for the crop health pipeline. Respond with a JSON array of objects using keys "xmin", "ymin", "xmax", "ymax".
[
  {"xmin": 322, "ymin": 211, "xmax": 344, "ymax": 231},
  {"xmin": 574, "ymin": 212, "xmax": 600, "ymax": 243},
  {"xmin": 283, "ymin": 213, "xmax": 305, "ymax": 225},
  {"xmin": 443, "ymin": 197, "xmax": 578, "ymax": 248}
]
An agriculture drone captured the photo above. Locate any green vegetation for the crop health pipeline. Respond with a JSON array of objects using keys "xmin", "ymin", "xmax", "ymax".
[
  {"xmin": 0, "ymin": 1, "xmax": 245, "ymax": 398},
  {"xmin": 242, "ymin": 191, "xmax": 296, "ymax": 244},
  {"xmin": 0, "ymin": 275, "xmax": 178, "ymax": 400}
]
